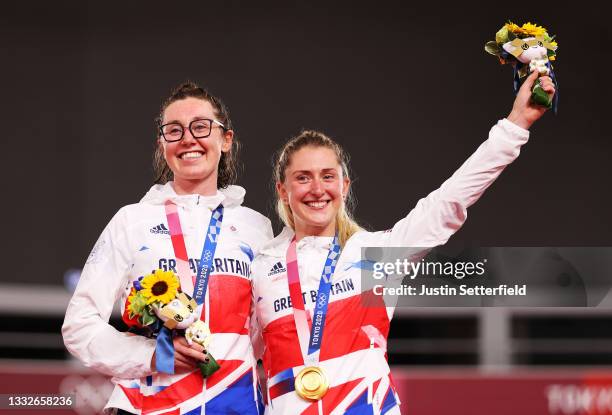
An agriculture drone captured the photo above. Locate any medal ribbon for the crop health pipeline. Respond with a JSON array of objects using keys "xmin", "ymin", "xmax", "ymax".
[
  {"xmin": 157, "ymin": 201, "xmax": 223, "ymax": 374},
  {"xmin": 164, "ymin": 200, "xmax": 224, "ymax": 308},
  {"xmin": 286, "ymin": 235, "xmax": 340, "ymax": 367},
  {"xmin": 155, "ymin": 200, "xmax": 223, "ymax": 374},
  {"xmin": 155, "ymin": 327, "xmax": 174, "ymax": 374},
  {"xmin": 164, "ymin": 201, "xmax": 193, "ymax": 294}
]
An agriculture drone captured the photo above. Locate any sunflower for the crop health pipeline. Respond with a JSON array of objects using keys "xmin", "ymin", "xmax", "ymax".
[
  {"xmin": 521, "ymin": 22, "xmax": 548, "ymax": 37},
  {"xmin": 140, "ymin": 269, "xmax": 180, "ymax": 305},
  {"xmin": 505, "ymin": 22, "xmax": 524, "ymax": 36}
]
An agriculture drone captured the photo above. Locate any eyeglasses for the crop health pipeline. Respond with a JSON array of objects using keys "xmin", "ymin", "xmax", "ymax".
[{"xmin": 159, "ymin": 118, "xmax": 226, "ymax": 142}]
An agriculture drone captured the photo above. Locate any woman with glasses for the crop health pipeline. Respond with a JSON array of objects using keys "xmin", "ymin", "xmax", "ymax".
[
  {"xmin": 251, "ymin": 71, "xmax": 555, "ymax": 414},
  {"xmin": 63, "ymin": 82, "xmax": 273, "ymax": 414}
]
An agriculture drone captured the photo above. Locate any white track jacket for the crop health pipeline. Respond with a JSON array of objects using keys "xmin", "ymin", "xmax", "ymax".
[
  {"xmin": 252, "ymin": 119, "xmax": 530, "ymax": 414},
  {"xmin": 63, "ymin": 184, "xmax": 273, "ymax": 414}
]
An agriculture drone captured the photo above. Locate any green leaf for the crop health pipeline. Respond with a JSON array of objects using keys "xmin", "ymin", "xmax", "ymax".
[
  {"xmin": 140, "ymin": 307, "xmax": 157, "ymax": 326},
  {"xmin": 485, "ymin": 41, "xmax": 501, "ymax": 56},
  {"xmin": 129, "ymin": 292, "xmax": 148, "ymax": 316},
  {"xmin": 495, "ymin": 26, "xmax": 509, "ymax": 44}
]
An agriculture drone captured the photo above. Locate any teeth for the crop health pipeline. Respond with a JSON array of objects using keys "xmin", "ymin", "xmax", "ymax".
[
  {"xmin": 180, "ymin": 152, "xmax": 203, "ymax": 159},
  {"xmin": 306, "ymin": 201, "xmax": 328, "ymax": 208}
]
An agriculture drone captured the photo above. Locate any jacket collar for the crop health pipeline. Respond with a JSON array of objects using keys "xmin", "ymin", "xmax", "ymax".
[
  {"xmin": 140, "ymin": 182, "xmax": 245, "ymax": 209},
  {"xmin": 260, "ymin": 226, "xmax": 335, "ymax": 257}
]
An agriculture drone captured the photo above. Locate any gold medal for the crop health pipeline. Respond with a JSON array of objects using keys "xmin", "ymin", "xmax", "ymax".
[{"xmin": 294, "ymin": 366, "xmax": 329, "ymax": 401}]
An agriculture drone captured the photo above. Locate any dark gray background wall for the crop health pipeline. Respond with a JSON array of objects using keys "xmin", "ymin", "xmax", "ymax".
[{"xmin": 3, "ymin": 1, "xmax": 610, "ymax": 285}]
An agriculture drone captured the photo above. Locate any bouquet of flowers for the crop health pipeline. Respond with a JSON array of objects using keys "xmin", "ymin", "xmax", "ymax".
[
  {"xmin": 485, "ymin": 21, "xmax": 558, "ymax": 110},
  {"xmin": 122, "ymin": 269, "xmax": 219, "ymax": 377}
]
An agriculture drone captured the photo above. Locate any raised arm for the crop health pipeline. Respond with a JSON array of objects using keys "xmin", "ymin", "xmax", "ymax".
[
  {"xmin": 62, "ymin": 208, "xmax": 156, "ymax": 379},
  {"xmin": 385, "ymin": 70, "xmax": 555, "ymax": 247}
]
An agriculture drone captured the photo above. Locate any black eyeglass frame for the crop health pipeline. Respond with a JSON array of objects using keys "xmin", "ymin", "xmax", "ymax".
[{"xmin": 159, "ymin": 118, "xmax": 226, "ymax": 142}]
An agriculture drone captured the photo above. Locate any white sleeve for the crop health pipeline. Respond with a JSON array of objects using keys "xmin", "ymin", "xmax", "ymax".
[
  {"xmin": 384, "ymin": 118, "xmax": 529, "ymax": 247},
  {"xmin": 62, "ymin": 208, "xmax": 156, "ymax": 379},
  {"xmin": 249, "ymin": 285, "xmax": 265, "ymax": 361},
  {"xmin": 248, "ymin": 221, "xmax": 273, "ymax": 361},
  {"xmin": 251, "ymin": 213, "xmax": 274, "ymax": 252},
  {"xmin": 261, "ymin": 220, "xmax": 274, "ymax": 248}
]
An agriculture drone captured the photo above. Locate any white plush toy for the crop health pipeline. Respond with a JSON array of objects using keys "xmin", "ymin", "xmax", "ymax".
[
  {"xmin": 185, "ymin": 320, "xmax": 212, "ymax": 348},
  {"xmin": 502, "ymin": 37, "xmax": 550, "ymax": 75},
  {"xmin": 485, "ymin": 22, "xmax": 558, "ymax": 110},
  {"xmin": 185, "ymin": 319, "xmax": 219, "ymax": 376},
  {"xmin": 152, "ymin": 292, "xmax": 199, "ymax": 329}
]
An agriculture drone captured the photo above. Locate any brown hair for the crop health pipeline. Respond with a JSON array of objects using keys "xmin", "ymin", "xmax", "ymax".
[
  {"xmin": 274, "ymin": 130, "xmax": 362, "ymax": 247},
  {"xmin": 153, "ymin": 81, "xmax": 240, "ymax": 189}
]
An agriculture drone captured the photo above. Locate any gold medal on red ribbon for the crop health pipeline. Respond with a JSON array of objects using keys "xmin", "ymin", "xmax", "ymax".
[{"xmin": 294, "ymin": 366, "xmax": 329, "ymax": 401}]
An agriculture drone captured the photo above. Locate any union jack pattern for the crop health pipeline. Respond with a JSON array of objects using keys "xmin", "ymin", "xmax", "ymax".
[
  {"xmin": 252, "ymin": 120, "xmax": 531, "ymax": 414},
  {"xmin": 63, "ymin": 184, "xmax": 273, "ymax": 415}
]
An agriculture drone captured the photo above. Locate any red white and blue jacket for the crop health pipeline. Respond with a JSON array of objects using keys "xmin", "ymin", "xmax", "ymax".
[
  {"xmin": 63, "ymin": 184, "xmax": 273, "ymax": 414},
  {"xmin": 251, "ymin": 119, "xmax": 529, "ymax": 414}
]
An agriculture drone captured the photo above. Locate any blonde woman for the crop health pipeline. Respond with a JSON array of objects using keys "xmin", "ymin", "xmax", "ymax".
[{"xmin": 251, "ymin": 70, "xmax": 555, "ymax": 414}]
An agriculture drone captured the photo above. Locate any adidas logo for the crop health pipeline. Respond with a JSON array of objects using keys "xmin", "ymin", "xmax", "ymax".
[
  {"xmin": 268, "ymin": 262, "xmax": 286, "ymax": 276},
  {"xmin": 150, "ymin": 223, "xmax": 170, "ymax": 235}
]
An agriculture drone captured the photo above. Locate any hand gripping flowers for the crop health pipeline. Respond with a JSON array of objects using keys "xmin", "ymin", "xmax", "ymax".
[
  {"xmin": 122, "ymin": 269, "xmax": 220, "ymax": 377},
  {"xmin": 485, "ymin": 21, "xmax": 559, "ymax": 110}
]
